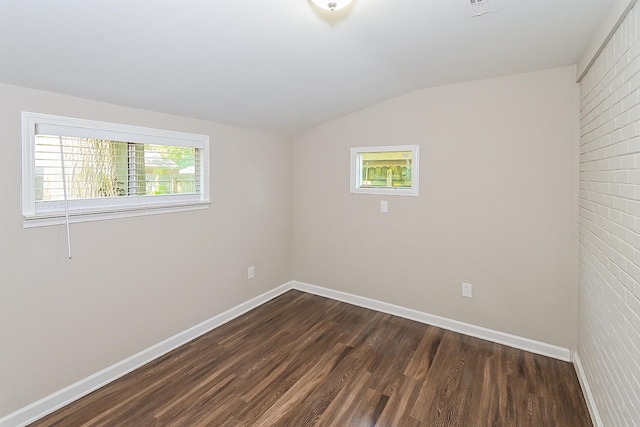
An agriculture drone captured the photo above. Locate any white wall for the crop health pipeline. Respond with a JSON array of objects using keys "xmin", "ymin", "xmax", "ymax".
[
  {"xmin": 577, "ymin": 3, "xmax": 640, "ymax": 425},
  {"xmin": 292, "ymin": 66, "xmax": 578, "ymax": 349},
  {"xmin": 0, "ymin": 83, "xmax": 292, "ymax": 417}
]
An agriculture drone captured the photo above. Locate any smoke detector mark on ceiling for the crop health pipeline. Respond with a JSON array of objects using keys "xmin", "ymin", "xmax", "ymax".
[{"xmin": 470, "ymin": 0, "xmax": 489, "ymax": 17}]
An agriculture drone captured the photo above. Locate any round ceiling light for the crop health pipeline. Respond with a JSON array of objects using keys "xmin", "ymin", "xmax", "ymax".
[{"xmin": 310, "ymin": 0, "xmax": 352, "ymax": 11}]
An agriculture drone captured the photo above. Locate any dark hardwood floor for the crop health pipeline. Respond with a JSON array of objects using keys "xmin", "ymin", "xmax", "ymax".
[{"xmin": 29, "ymin": 290, "xmax": 592, "ymax": 426}]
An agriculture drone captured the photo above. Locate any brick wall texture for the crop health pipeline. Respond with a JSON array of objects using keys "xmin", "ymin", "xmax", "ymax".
[{"xmin": 579, "ymin": 4, "xmax": 640, "ymax": 426}]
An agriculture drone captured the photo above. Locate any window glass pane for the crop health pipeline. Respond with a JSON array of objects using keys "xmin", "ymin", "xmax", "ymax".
[
  {"xmin": 143, "ymin": 144, "xmax": 198, "ymax": 196},
  {"xmin": 360, "ymin": 151, "xmax": 412, "ymax": 188},
  {"xmin": 34, "ymin": 135, "xmax": 198, "ymax": 202}
]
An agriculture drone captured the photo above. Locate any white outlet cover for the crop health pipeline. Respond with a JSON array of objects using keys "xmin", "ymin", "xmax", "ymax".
[
  {"xmin": 462, "ymin": 282, "xmax": 473, "ymax": 297},
  {"xmin": 380, "ymin": 200, "xmax": 388, "ymax": 213},
  {"xmin": 248, "ymin": 266, "xmax": 255, "ymax": 279}
]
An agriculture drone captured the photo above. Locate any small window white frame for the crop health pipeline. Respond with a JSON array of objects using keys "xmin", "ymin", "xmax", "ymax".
[
  {"xmin": 350, "ymin": 145, "xmax": 420, "ymax": 196},
  {"xmin": 21, "ymin": 112, "xmax": 211, "ymax": 228}
]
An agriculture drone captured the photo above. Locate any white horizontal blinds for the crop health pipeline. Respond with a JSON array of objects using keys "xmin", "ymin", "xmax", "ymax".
[
  {"xmin": 194, "ymin": 148, "xmax": 201, "ymax": 194},
  {"xmin": 34, "ymin": 135, "xmax": 199, "ymax": 204},
  {"xmin": 35, "ymin": 135, "xmax": 129, "ymax": 202},
  {"xmin": 128, "ymin": 142, "xmax": 143, "ymax": 196},
  {"xmin": 35, "ymin": 123, "xmax": 205, "ymax": 148}
]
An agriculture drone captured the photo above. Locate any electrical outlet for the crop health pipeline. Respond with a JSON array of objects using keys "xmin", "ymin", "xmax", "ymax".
[
  {"xmin": 248, "ymin": 266, "xmax": 255, "ymax": 279},
  {"xmin": 462, "ymin": 282, "xmax": 472, "ymax": 298}
]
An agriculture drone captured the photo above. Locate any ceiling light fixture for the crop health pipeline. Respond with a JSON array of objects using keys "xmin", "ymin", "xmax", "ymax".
[{"xmin": 310, "ymin": 0, "xmax": 352, "ymax": 11}]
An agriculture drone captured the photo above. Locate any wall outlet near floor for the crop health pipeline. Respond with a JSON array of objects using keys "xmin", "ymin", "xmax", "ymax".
[
  {"xmin": 462, "ymin": 282, "xmax": 473, "ymax": 298},
  {"xmin": 248, "ymin": 266, "xmax": 255, "ymax": 279}
]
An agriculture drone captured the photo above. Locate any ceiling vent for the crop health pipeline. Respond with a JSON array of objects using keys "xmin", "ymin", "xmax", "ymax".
[{"xmin": 470, "ymin": 0, "xmax": 489, "ymax": 17}]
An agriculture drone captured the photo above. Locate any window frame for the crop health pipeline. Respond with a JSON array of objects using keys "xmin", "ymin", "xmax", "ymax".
[
  {"xmin": 21, "ymin": 111, "xmax": 211, "ymax": 228},
  {"xmin": 350, "ymin": 144, "xmax": 420, "ymax": 196}
]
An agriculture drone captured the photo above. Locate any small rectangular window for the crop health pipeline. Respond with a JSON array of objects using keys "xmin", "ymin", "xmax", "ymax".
[
  {"xmin": 22, "ymin": 112, "xmax": 210, "ymax": 227},
  {"xmin": 350, "ymin": 145, "xmax": 419, "ymax": 196}
]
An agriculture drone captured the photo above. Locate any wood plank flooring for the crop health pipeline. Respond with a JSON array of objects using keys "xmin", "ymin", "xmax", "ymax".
[{"xmin": 29, "ymin": 290, "xmax": 592, "ymax": 426}]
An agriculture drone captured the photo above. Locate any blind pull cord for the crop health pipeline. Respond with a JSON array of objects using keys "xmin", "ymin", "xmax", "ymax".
[{"xmin": 58, "ymin": 136, "xmax": 72, "ymax": 259}]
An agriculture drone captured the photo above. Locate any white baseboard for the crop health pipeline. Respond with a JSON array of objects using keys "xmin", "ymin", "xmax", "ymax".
[
  {"xmin": 573, "ymin": 352, "xmax": 603, "ymax": 427},
  {"xmin": 292, "ymin": 281, "xmax": 572, "ymax": 361},
  {"xmin": 2, "ymin": 280, "xmax": 573, "ymax": 427},
  {"xmin": 0, "ymin": 283, "xmax": 293, "ymax": 427}
]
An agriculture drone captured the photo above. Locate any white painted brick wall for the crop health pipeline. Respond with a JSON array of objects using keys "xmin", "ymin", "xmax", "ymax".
[{"xmin": 579, "ymin": 4, "xmax": 640, "ymax": 426}]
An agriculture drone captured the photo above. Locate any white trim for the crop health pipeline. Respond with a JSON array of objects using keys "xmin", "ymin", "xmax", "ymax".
[
  {"xmin": 0, "ymin": 283, "xmax": 293, "ymax": 427},
  {"xmin": 292, "ymin": 281, "xmax": 571, "ymax": 361},
  {"xmin": 21, "ymin": 111, "xmax": 211, "ymax": 225},
  {"xmin": 1, "ymin": 280, "xmax": 574, "ymax": 427},
  {"xmin": 573, "ymin": 352, "xmax": 603, "ymax": 427},
  {"xmin": 27, "ymin": 112, "xmax": 208, "ymax": 148},
  {"xmin": 22, "ymin": 200, "xmax": 212, "ymax": 228}
]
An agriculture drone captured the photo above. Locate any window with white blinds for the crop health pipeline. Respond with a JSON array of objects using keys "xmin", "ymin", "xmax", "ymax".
[{"xmin": 22, "ymin": 112, "xmax": 210, "ymax": 227}]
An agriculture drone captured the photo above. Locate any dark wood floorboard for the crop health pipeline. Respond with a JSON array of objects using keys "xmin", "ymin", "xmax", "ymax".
[{"xmin": 29, "ymin": 290, "xmax": 592, "ymax": 426}]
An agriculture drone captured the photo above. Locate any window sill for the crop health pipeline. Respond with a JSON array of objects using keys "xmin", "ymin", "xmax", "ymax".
[
  {"xmin": 23, "ymin": 200, "xmax": 211, "ymax": 228},
  {"xmin": 350, "ymin": 187, "xmax": 419, "ymax": 196}
]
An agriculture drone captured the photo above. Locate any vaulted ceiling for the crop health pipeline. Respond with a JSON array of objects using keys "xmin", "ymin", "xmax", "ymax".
[{"xmin": 0, "ymin": 0, "xmax": 615, "ymax": 135}]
